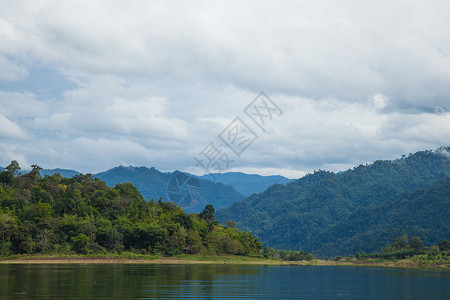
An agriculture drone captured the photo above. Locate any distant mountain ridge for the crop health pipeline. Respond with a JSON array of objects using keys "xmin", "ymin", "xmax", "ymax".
[
  {"xmin": 216, "ymin": 147, "xmax": 450, "ymax": 257},
  {"xmin": 92, "ymin": 166, "xmax": 246, "ymax": 214},
  {"xmin": 197, "ymin": 172, "xmax": 293, "ymax": 196},
  {"xmin": 28, "ymin": 166, "xmax": 243, "ymax": 213},
  {"xmin": 40, "ymin": 168, "xmax": 80, "ymax": 178},
  {"xmin": 95, "ymin": 166, "xmax": 169, "ymax": 200},
  {"xmin": 34, "ymin": 166, "xmax": 294, "ymax": 213}
]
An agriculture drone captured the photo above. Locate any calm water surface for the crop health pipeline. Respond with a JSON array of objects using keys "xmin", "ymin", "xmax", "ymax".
[{"xmin": 0, "ymin": 264, "xmax": 448, "ymax": 299}]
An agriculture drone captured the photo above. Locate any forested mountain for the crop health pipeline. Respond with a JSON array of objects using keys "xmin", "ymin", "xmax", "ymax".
[
  {"xmin": 308, "ymin": 177, "xmax": 450, "ymax": 257},
  {"xmin": 95, "ymin": 166, "xmax": 244, "ymax": 213},
  {"xmin": 95, "ymin": 166, "xmax": 170, "ymax": 200},
  {"xmin": 31, "ymin": 166, "xmax": 245, "ymax": 213},
  {"xmin": 197, "ymin": 172, "xmax": 293, "ymax": 196},
  {"xmin": 36, "ymin": 167, "xmax": 292, "ymax": 200},
  {"xmin": 216, "ymin": 148, "xmax": 450, "ymax": 257},
  {"xmin": 0, "ymin": 165, "xmax": 261, "ymax": 257}
]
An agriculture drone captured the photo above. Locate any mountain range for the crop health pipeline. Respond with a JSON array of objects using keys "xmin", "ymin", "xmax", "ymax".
[
  {"xmin": 3, "ymin": 147, "xmax": 448, "ymax": 257},
  {"xmin": 28, "ymin": 166, "xmax": 291, "ymax": 213},
  {"xmin": 196, "ymin": 172, "xmax": 293, "ymax": 196},
  {"xmin": 40, "ymin": 168, "xmax": 80, "ymax": 178},
  {"xmin": 95, "ymin": 166, "xmax": 246, "ymax": 213},
  {"xmin": 216, "ymin": 147, "xmax": 450, "ymax": 257}
]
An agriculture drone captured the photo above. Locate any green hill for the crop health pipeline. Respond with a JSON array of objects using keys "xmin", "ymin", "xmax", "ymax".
[
  {"xmin": 28, "ymin": 166, "xmax": 247, "ymax": 214},
  {"xmin": 95, "ymin": 166, "xmax": 244, "ymax": 213},
  {"xmin": 216, "ymin": 147, "xmax": 450, "ymax": 257},
  {"xmin": 308, "ymin": 177, "xmax": 450, "ymax": 257},
  {"xmin": 0, "ymin": 166, "xmax": 261, "ymax": 257}
]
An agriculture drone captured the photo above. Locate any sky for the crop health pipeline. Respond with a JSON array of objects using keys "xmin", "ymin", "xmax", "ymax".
[{"xmin": 0, "ymin": 0, "xmax": 449, "ymax": 179}]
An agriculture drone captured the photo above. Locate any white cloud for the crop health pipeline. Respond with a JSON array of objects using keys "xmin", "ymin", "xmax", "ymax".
[
  {"xmin": 437, "ymin": 148, "xmax": 450, "ymax": 159},
  {"xmin": 0, "ymin": 0, "xmax": 449, "ymax": 176},
  {"xmin": 0, "ymin": 91, "xmax": 48, "ymax": 118},
  {"xmin": 25, "ymin": 75, "xmax": 189, "ymax": 140},
  {"xmin": 0, "ymin": 90, "xmax": 448, "ymax": 177},
  {"xmin": 2, "ymin": 1, "xmax": 449, "ymax": 106},
  {"xmin": 372, "ymin": 94, "xmax": 389, "ymax": 111},
  {"xmin": 0, "ymin": 114, "xmax": 29, "ymax": 140},
  {"xmin": 191, "ymin": 96, "xmax": 448, "ymax": 176}
]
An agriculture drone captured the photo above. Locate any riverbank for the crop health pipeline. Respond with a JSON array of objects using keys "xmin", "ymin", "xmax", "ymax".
[
  {"xmin": 0, "ymin": 254, "xmax": 277, "ymax": 265},
  {"xmin": 0, "ymin": 254, "xmax": 448, "ymax": 269}
]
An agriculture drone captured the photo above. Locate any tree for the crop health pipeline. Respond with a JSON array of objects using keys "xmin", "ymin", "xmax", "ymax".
[
  {"xmin": 225, "ymin": 220, "xmax": 236, "ymax": 228},
  {"xmin": 0, "ymin": 171, "xmax": 12, "ymax": 184},
  {"xmin": 34, "ymin": 202, "xmax": 52, "ymax": 221},
  {"xmin": 166, "ymin": 227, "xmax": 187, "ymax": 254},
  {"xmin": 5, "ymin": 160, "xmax": 21, "ymax": 177},
  {"xmin": 429, "ymin": 245, "xmax": 440, "ymax": 255},
  {"xmin": 71, "ymin": 234, "xmax": 90, "ymax": 254},
  {"xmin": 0, "ymin": 213, "xmax": 15, "ymax": 243},
  {"xmin": 74, "ymin": 173, "xmax": 94, "ymax": 183},
  {"xmin": 27, "ymin": 164, "xmax": 43, "ymax": 181},
  {"xmin": 186, "ymin": 230, "xmax": 203, "ymax": 254},
  {"xmin": 104, "ymin": 227, "xmax": 123, "ymax": 251},
  {"xmin": 262, "ymin": 246, "xmax": 275, "ymax": 258},
  {"xmin": 409, "ymin": 236, "xmax": 424, "ymax": 252},
  {"xmin": 200, "ymin": 204, "xmax": 216, "ymax": 223},
  {"xmin": 200, "ymin": 204, "xmax": 218, "ymax": 232},
  {"xmin": 392, "ymin": 235, "xmax": 408, "ymax": 250},
  {"xmin": 37, "ymin": 229, "xmax": 52, "ymax": 255},
  {"xmin": 438, "ymin": 240, "xmax": 450, "ymax": 251}
]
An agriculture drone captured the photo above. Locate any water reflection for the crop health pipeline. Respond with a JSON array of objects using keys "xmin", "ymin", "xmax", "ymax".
[{"xmin": 0, "ymin": 264, "xmax": 448, "ymax": 299}]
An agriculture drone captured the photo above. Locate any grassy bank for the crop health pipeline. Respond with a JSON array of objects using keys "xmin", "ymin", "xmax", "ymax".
[
  {"xmin": 1, "ymin": 254, "xmax": 448, "ymax": 269},
  {"xmin": 0, "ymin": 253, "xmax": 278, "ymax": 265},
  {"xmin": 327, "ymin": 258, "xmax": 449, "ymax": 269}
]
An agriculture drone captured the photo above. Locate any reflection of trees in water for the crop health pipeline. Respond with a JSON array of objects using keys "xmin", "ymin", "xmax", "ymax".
[
  {"xmin": 140, "ymin": 265, "xmax": 262, "ymax": 297},
  {"xmin": 0, "ymin": 264, "xmax": 262, "ymax": 299}
]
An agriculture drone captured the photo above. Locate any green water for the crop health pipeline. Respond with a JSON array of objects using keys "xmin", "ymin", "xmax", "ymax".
[{"xmin": 0, "ymin": 264, "xmax": 448, "ymax": 299}]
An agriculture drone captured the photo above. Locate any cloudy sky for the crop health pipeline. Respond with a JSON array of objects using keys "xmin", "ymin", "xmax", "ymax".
[{"xmin": 1, "ymin": 0, "xmax": 449, "ymax": 178}]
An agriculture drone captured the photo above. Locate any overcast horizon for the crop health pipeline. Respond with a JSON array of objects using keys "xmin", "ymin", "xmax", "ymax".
[{"xmin": 1, "ymin": 1, "xmax": 450, "ymax": 179}]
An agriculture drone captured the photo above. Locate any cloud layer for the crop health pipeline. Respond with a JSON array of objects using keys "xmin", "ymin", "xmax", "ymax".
[{"xmin": 1, "ymin": 0, "xmax": 449, "ymax": 177}]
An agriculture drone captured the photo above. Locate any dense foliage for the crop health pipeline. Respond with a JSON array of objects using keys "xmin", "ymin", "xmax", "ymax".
[
  {"xmin": 310, "ymin": 177, "xmax": 450, "ymax": 257},
  {"xmin": 217, "ymin": 148, "xmax": 450, "ymax": 257},
  {"xmin": 348, "ymin": 235, "xmax": 450, "ymax": 265},
  {"xmin": 0, "ymin": 162, "xmax": 261, "ymax": 257},
  {"xmin": 261, "ymin": 246, "xmax": 314, "ymax": 261}
]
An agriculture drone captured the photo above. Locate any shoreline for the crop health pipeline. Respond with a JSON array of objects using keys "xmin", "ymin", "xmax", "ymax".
[{"xmin": 0, "ymin": 256, "xmax": 448, "ymax": 269}]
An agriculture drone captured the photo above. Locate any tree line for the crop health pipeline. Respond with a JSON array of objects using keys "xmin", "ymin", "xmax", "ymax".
[
  {"xmin": 0, "ymin": 161, "xmax": 262, "ymax": 257},
  {"xmin": 334, "ymin": 235, "xmax": 450, "ymax": 263}
]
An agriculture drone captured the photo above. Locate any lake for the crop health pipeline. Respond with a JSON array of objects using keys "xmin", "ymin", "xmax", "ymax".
[{"xmin": 0, "ymin": 264, "xmax": 448, "ymax": 299}]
